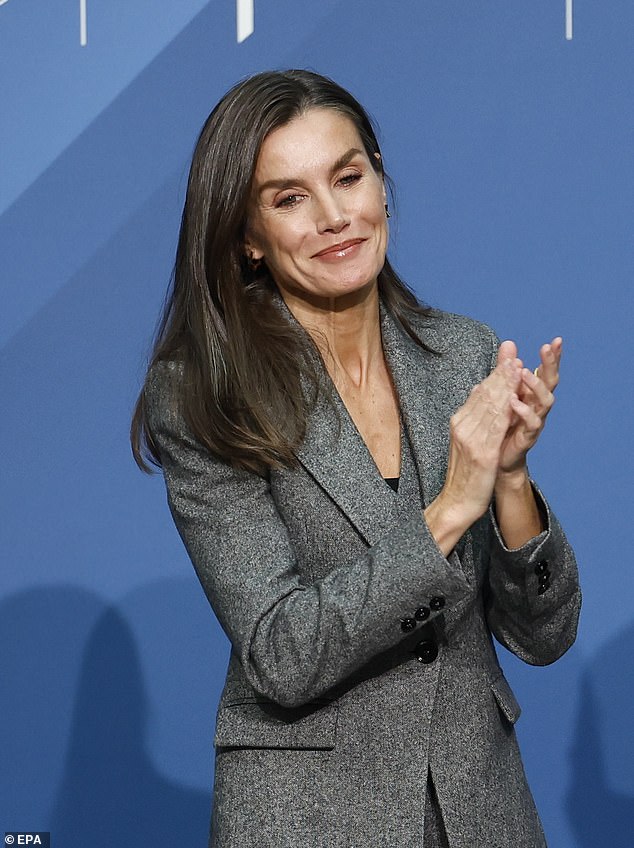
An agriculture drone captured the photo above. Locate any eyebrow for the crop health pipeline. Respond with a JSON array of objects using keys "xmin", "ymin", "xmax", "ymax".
[{"xmin": 256, "ymin": 147, "xmax": 365, "ymax": 194}]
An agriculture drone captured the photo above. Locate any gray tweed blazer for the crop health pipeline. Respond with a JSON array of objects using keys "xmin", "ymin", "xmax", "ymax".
[{"xmin": 145, "ymin": 302, "xmax": 581, "ymax": 848}]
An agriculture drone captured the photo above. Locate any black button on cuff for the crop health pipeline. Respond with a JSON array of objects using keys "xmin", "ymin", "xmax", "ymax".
[
  {"xmin": 413, "ymin": 639, "xmax": 438, "ymax": 664},
  {"xmin": 415, "ymin": 606, "xmax": 430, "ymax": 621},
  {"xmin": 400, "ymin": 617, "xmax": 417, "ymax": 633},
  {"xmin": 429, "ymin": 596, "xmax": 445, "ymax": 612}
]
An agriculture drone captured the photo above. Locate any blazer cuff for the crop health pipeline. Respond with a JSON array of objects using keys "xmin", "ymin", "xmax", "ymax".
[
  {"xmin": 489, "ymin": 480, "xmax": 550, "ymax": 559},
  {"xmin": 488, "ymin": 480, "xmax": 574, "ymax": 607}
]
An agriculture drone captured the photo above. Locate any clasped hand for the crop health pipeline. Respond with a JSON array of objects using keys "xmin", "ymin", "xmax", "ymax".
[{"xmin": 441, "ymin": 338, "xmax": 561, "ymax": 528}]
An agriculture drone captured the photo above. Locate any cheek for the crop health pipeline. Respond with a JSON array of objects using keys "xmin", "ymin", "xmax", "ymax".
[
  {"xmin": 363, "ymin": 199, "xmax": 388, "ymax": 236},
  {"xmin": 357, "ymin": 188, "xmax": 387, "ymax": 225},
  {"xmin": 249, "ymin": 220, "xmax": 289, "ymax": 258},
  {"xmin": 274, "ymin": 220, "xmax": 313, "ymax": 259}
]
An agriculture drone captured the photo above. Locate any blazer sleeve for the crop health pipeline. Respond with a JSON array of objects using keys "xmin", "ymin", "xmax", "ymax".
[
  {"xmin": 480, "ymin": 329, "xmax": 582, "ymax": 665},
  {"xmin": 145, "ymin": 363, "xmax": 472, "ymax": 708},
  {"xmin": 485, "ymin": 485, "xmax": 581, "ymax": 665}
]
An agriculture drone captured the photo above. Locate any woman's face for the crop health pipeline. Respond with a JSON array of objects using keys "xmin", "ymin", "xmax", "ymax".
[{"xmin": 245, "ymin": 108, "xmax": 388, "ymax": 307}]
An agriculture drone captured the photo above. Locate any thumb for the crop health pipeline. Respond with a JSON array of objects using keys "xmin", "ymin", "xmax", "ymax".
[{"xmin": 496, "ymin": 339, "xmax": 518, "ymax": 366}]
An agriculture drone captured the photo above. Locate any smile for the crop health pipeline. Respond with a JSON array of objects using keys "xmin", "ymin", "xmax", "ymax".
[{"xmin": 312, "ymin": 239, "xmax": 365, "ymax": 259}]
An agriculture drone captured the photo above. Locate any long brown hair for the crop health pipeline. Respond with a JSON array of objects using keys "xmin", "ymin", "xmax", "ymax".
[{"xmin": 131, "ymin": 69, "xmax": 433, "ymax": 475}]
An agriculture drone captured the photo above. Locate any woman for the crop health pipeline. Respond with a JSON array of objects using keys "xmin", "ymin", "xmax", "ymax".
[{"xmin": 132, "ymin": 70, "xmax": 580, "ymax": 847}]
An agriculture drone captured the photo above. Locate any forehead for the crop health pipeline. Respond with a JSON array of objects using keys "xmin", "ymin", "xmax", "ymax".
[{"xmin": 253, "ymin": 108, "xmax": 366, "ymax": 182}]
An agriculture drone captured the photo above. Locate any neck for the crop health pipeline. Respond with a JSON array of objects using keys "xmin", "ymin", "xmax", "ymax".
[{"xmin": 281, "ymin": 282, "xmax": 383, "ymax": 389}]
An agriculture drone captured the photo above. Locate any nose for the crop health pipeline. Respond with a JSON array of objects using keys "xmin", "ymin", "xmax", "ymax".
[{"xmin": 314, "ymin": 191, "xmax": 349, "ymax": 234}]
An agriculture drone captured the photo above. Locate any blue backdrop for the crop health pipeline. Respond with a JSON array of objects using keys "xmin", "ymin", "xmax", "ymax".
[{"xmin": 2, "ymin": 1, "xmax": 632, "ymax": 845}]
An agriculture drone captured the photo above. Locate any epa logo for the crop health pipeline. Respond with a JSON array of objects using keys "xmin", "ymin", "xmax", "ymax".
[{"xmin": 4, "ymin": 835, "xmax": 50, "ymax": 846}]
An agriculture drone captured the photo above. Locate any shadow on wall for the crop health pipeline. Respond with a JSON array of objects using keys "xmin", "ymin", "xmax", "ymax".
[
  {"xmin": 1, "ymin": 584, "xmax": 216, "ymax": 847},
  {"xmin": 50, "ymin": 598, "xmax": 212, "ymax": 846},
  {"xmin": 567, "ymin": 620, "xmax": 634, "ymax": 846},
  {"xmin": 1, "ymin": 587, "xmax": 106, "ymax": 830}
]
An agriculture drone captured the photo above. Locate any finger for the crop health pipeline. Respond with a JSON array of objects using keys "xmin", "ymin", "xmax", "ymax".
[
  {"xmin": 470, "ymin": 365, "xmax": 519, "ymax": 426},
  {"xmin": 459, "ymin": 359, "xmax": 517, "ymax": 414},
  {"xmin": 490, "ymin": 360, "xmax": 523, "ymax": 419},
  {"xmin": 510, "ymin": 395, "xmax": 543, "ymax": 436},
  {"xmin": 535, "ymin": 339, "xmax": 562, "ymax": 392},
  {"xmin": 520, "ymin": 368, "xmax": 555, "ymax": 415},
  {"xmin": 545, "ymin": 336, "xmax": 563, "ymax": 373},
  {"xmin": 455, "ymin": 359, "xmax": 522, "ymax": 437},
  {"xmin": 466, "ymin": 365, "xmax": 522, "ymax": 442},
  {"xmin": 496, "ymin": 357, "xmax": 523, "ymax": 394},
  {"xmin": 497, "ymin": 340, "xmax": 518, "ymax": 366}
]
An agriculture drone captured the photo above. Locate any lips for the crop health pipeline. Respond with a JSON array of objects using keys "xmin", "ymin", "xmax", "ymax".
[{"xmin": 312, "ymin": 238, "xmax": 365, "ymax": 258}]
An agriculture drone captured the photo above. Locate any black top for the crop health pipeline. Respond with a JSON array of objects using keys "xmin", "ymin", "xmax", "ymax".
[{"xmin": 384, "ymin": 477, "xmax": 400, "ymax": 492}]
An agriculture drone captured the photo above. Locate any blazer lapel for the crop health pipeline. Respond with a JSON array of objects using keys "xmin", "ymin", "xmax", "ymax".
[
  {"xmin": 379, "ymin": 304, "xmax": 450, "ymax": 508},
  {"xmin": 293, "ymin": 300, "xmax": 449, "ymax": 546},
  {"xmin": 294, "ymin": 371, "xmax": 398, "ymax": 548}
]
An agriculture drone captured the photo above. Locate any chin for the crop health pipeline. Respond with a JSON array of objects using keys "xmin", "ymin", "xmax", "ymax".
[
  {"xmin": 325, "ymin": 275, "xmax": 379, "ymax": 301},
  {"xmin": 339, "ymin": 265, "xmax": 383, "ymax": 291},
  {"xmin": 277, "ymin": 261, "xmax": 383, "ymax": 306}
]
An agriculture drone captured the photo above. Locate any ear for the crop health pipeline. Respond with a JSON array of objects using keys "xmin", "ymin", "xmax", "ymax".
[
  {"xmin": 245, "ymin": 246, "xmax": 265, "ymax": 262},
  {"xmin": 243, "ymin": 233, "xmax": 265, "ymax": 262},
  {"xmin": 373, "ymin": 152, "xmax": 387, "ymax": 201}
]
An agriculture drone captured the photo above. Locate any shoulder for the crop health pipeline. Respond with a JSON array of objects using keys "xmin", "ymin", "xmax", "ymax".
[
  {"xmin": 403, "ymin": 307, "xmax": 500, "ymax": 377},
  {"xmin": 409, "ymin": 307, "xmax": 499, "ymax": 354},
  {"xmin": 143, "ymin": 358, "xmax": 187, "ymax": 436}
]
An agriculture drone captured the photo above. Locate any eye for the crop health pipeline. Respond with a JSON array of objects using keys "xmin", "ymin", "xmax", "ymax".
[
  {"xmin": 338, "ymin": 172, "xmax": 362, "ymax": 187},
  {"xmin": 275, "ymin": 193, "xmax": 303, "ymax": 209}
]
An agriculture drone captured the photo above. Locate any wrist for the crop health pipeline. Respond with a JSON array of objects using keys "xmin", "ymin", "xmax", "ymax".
[
  {"xmin": 492, "ymin": 469, "xmax": 543, "ymax": 548},
  {"xmin": 424, "ymin": 494, "xmax": 469, "ymax": 557},
  {"xmin": 424, "ymin": 489, "xmax": 484, "ymax": 556},
  {"xmin": 495, "ymin": 465, "xmax": 531, "ymax": 496}
]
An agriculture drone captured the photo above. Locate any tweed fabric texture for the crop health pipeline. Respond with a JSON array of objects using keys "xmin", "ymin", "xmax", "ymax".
[
  {"xmin": 145, "ymin": 302, "xmax": 581, "ymax": 848},
  {"xmin": 424, "ymin": 771, "xmax": 450, "ymax": 847}
]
